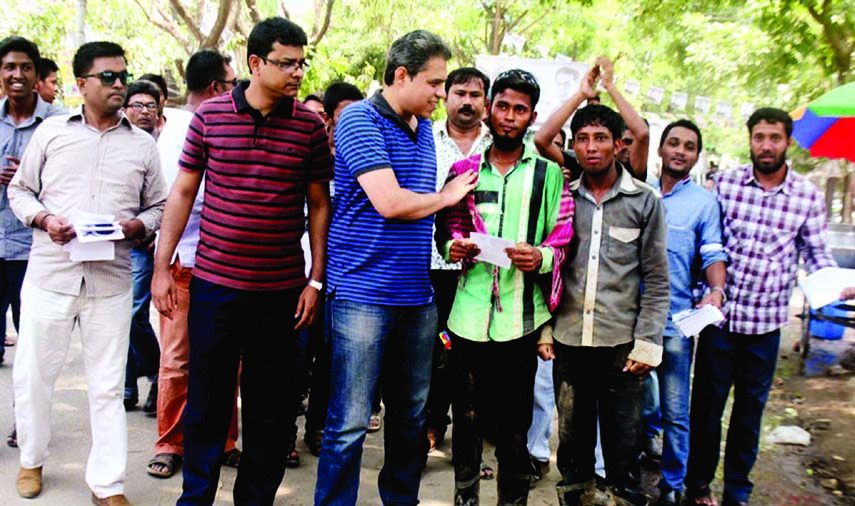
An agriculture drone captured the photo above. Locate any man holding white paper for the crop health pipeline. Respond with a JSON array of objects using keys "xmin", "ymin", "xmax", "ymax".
[
  {"xmin": 648, "ymin": 120, "xmax": 726, "ymax": 506},
  {"xmin": 436, "ymin": 69, "xmax": 574, "ymax": 505},
  {"xmin": 685, "ymin": 108, "xmax": 836, "ymax": 506},
  {"xmin": 7, "ymin": 42, "xmax": 166, "ymax": 504}
]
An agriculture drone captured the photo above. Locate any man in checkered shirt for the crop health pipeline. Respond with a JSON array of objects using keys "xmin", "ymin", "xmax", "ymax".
[{"xmin": 684, "ymin": 107, "xmax": 837, "ymax": 506}]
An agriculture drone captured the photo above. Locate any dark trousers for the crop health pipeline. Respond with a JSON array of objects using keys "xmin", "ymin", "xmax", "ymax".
[
  {"xmin": 686, "ymin": 326, "xmax": 780, "ymax": 504},
  {"xmin": 179, "ymin": 277, "xmax": 300, "ymax": 506},
  {"xmin": 553, "ymin": 341, "xmax": 644, "ymax": 491},
  {"xmin": 451, "ymin": 333, "xmax": 538, "ymax": 503},
  {"xmin": 425, "ymin": 270, "xmax": 458, "ymax": 436},
  {"xmin": 125, "ymin": 247, "xmax": 160, "ymax": 400},
  {"xmin": 0, "ymin": 259, "xmax": 26, "ymax": 356},
  {"xmin": 304, "ymin": 291, "xmax": 330, "ymax": 434}
]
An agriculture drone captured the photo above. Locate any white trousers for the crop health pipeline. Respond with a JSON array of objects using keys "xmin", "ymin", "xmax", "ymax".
[{"xmin": 14, "ymin": 280, "xmax": 132, "ymax": 498}]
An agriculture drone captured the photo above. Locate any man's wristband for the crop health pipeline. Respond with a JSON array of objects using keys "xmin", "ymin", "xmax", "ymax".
[
  {"xmin": 308, "ymin": 279, "xmax": 323, "ymax": 291},
  {"xmin": 710, "ymin": 286, "xmax": 726, "ymax": 302},
  {"xmin": 38, "ymin": 213, "xmax": 54, "ymax": 231}
]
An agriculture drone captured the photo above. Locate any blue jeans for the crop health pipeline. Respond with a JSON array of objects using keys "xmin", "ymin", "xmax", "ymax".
[
  {"xmin": 315, "ymin": 297, "xmax": 436, "ymax": 506},
  {"xmin": 657, "ymin": 335, "xmax": 694, "ymax": 492},
  {"xmin": 125, "ymin": 247, "xmax": 160, "ymax": 401},
  {"xmin": 527, "ymin": 356, "xmax": 554, "ymax": 462},
  {"xmin": 642, "ymin": 371, "xmax": 661, "ymax": 438},
  {"xmin": 686, "ymin": 326, "xmax": 780, "ymax": 504}
]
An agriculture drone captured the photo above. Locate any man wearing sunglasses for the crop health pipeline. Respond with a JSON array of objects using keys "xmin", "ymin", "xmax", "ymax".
[
  {"xmin": 9, "ymin": 41, "xmax": 167, "ymax": 505},
  {"xmin": 152, "ymin": 17, "xmax": 332, "ymax": 506}
]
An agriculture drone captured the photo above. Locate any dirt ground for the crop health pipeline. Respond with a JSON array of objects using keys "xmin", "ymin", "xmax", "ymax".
[{"xmin": 636, "ymin": 303, "xmax": 855, "ymax": 506}]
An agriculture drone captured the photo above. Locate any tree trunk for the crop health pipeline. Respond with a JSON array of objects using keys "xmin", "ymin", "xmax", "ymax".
[{"xmin": 76, "ymin": 0, "xmax": 87, "ymax": 47}]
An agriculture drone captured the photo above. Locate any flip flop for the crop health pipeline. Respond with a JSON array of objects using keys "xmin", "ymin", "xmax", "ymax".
[{"xmin": 147, "ymin": 453, "xmax": 181, "ymax": 478}]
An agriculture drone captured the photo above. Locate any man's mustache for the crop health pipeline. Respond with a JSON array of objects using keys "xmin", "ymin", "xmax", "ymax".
[{"xmin": 457, "ymin": 106, "xmax": 476, "ymax": 115}]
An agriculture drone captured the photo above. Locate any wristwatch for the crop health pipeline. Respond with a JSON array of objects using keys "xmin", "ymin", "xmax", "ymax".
[
  {"xmin": 710, "ymin": 286, "xmax": 727, "ymax": 303},
  {"xmin": 308, "ymin": 279, "xmax": 323, "ymax": 291}
]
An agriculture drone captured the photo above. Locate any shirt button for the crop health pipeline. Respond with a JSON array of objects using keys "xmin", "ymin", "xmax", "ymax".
[
  {"xmin": 591, "ymin": 256, "xmax": 597, "ymax": 261},
  {"xmin": 586, "ymin": 310, "xmax": 592, "ymax": 314}
]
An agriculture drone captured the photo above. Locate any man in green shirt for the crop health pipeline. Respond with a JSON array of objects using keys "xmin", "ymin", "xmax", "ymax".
[{"xmin": 436, "ymin": 69, "xmax": 574, "ymax": 506}]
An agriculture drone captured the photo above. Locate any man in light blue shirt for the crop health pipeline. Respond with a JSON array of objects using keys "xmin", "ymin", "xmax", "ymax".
[
  {"xmin": 0, "ymin": 36, "xmax": 64, "ymax": 365},
  {"xmin": 651, "ymin": 119, "xmax": 726, "ymax": 506}
]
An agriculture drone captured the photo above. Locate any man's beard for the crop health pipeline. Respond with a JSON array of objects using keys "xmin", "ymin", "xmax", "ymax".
[
  {"xmin": 488, "ymin": 122, "xmax": 526, "ymax": 152},
  {"xmin": 751, "ymin": 150, "xmax": 787, "ymax": 174}
]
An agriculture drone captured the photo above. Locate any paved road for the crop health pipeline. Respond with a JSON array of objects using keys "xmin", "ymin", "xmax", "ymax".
[{"xmin": 0, "ymin": 321, "xmax": 561, "ymax": 505}]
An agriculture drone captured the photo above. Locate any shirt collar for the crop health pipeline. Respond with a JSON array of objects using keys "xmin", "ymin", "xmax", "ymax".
[
  {"xmin": 0, "ymin": 93, "xmax": 52, "ymax": 125},
  {"xmin": 570, "ymin": 161, "xmax": 640, "ymax": 199},
  {"xmin": 67, "ymin": 106, "xmax": 132, "ymax": 129},
  {"xmin": 481, "ymin": 143, "xmax": 536, "ymax": 174},
  {"xmin": 369, "ymin": 90, "xmax": 419, "ymax": 143},
  {"xmin": 740, "ymin": 162, "xmax": 793, "ymax": 195},
  {"xmin": 654, "ymin": 174, "xmax": 692, "ymax": 196},
  {"xmin": 231, "ymin": 81, "xmax": 295, "ymax": 119}
]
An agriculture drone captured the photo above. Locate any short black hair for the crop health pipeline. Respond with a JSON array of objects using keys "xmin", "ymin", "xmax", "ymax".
[
  {"xmin": 124, "ymin": 80, "xmax": 161, "ymax": 107},
  {"xmin": 304, "ymin": 93, "xmax": 323, "ymax": 104},
  {"xmin": 490, "ymin": 69, "xmax": 541, "ymax": 109},
  {"xmin": 383, "ymin": 30, "xmax": 451, "ymax": 86},
  {"xmin": 247, "ymin": 17, "xmax": 307, "ymax": 67},
  {"xmin": 570, "ymin": 104, "xmax": 625, "ymax": 142},
  {"xmin": 444, "ymin": 67, "xmax": 489, "ymax": 96},
  {"xmin": 37, "ymin": 57, "xmax": 58, "ymax": 81},
  {"xmin": 73, "ymin": 41, "xmax": 125, "ymax": 78},
  {"xmin": 323, "ymin": 82, "xmax": 363, "ymax": 119},
  {"xmin": 660, "ymin": 119, "xmax": 703, "ymax": 153},
  {"xmin": 747, "ymin": 107, "xmax": 793, "ymax": 138},
  {"xmin": 139, "ymin": 73, "xmax": 168, "ymax": 102},
  {"xmin": 0, "ymin": 36, "xmax": 40, "ymax": 67},
  {"xmin": 185, "ymin": 50, "xmax": 229, "ymax": 92},
  {"xmin": 556, "ymin": 129, "xmax": 567, "ymax": 148}
]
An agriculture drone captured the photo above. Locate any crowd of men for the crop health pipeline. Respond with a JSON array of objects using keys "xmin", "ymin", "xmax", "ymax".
[{"xmin": 0, "ymin": 15, "xmax": 850, "ymax": 506}]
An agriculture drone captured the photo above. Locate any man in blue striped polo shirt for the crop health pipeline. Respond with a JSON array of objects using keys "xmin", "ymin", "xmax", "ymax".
[{"xmin": 316, "ymin": 30, "xmax": 477, "ymax": 506}]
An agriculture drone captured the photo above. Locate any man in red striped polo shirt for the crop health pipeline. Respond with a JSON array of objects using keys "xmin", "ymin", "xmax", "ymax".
[{"xmin": 152, "ymin": 17, "xmax": 332, "ymax": 506}]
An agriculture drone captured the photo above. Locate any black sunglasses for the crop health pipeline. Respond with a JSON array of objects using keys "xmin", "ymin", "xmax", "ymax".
[
  {"xmin": 217, "ymin": 78, "xmax": 239, "ymax": 88},
  {"xmin": 81, "ymin": 70, "xmax": 133, "ymax": 86}
]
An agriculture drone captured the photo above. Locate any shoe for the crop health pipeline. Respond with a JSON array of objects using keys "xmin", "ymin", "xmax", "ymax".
[
  {"xmin": 142, "ymin": 382, "xmax": 157, "ymax": 414},
  {"xmin": 643, "ymin": 435, "xmax": 662, "ymax": 462},
  {"xmin": 91, "ymin": 492, "xmax": 131, "ymax": 505},
  {"xmin": 367, "ymin": 412, "xmax": 382, "ymax": 433},
  {"xmin": 123, "ymin": 397, "xmax": 138, "ymax": 412},
  {"xmin": 16, "ymin": 466, "xmax": 43, "ymax": 498},
  {"xmin": 611, "ymin": 485, "xmax": 649, "ymax": 506},
  {"xmin": 223, "ymin": 448, "xmax": 241, "ymax": 469},
  {"xmin": 285, "ymin": 439, "xmax": 300, "ymax": 468},
  {"xmin": 658, "ymin": 489, "xmax": 681, "ymax": 506},
  {"xmin": 529, "ymin": 457, "xmax": 551, "ymax": 484}
]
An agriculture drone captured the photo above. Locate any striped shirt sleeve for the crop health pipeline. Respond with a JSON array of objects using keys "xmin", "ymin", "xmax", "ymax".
[
  {"xmin": 178, "ymin": 110, "xmax": 207, "ymax": 173},
  {"xmin": 335, "ymin": 105, "xmax": 390, "ymax": 177}
]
